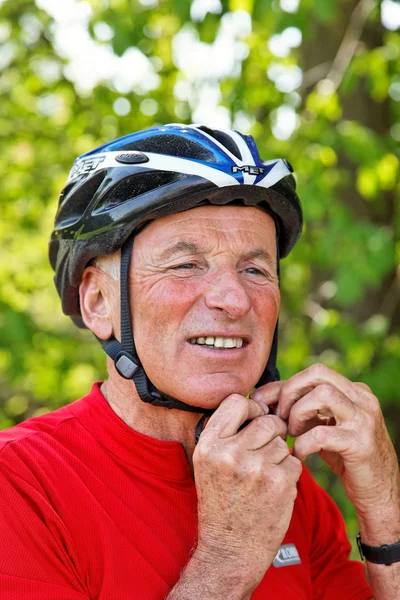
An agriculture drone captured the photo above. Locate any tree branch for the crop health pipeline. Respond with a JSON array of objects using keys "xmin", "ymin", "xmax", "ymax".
[
  {"xmin": 315, "ymin": 0, "xmax": 378, "ymax": 95},
  {"xmin": 301, "ymin": 60, "xmax": 332, "ymax": 91},
  {"xmin": 379, "ymin": 273, "xmax": 400, "ymax": 322}
]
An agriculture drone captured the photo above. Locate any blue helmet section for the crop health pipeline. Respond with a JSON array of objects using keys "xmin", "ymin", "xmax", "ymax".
[{"xmin": 74, "ymin": 124, "xmax": 279, "ymax": 187}]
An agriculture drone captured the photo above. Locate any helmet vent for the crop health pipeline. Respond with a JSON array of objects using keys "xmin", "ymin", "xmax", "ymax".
[
  {"xmin": 95, "ymin": 171, "xmax": 180, "ymax": 211},
  {"xmin": 198, "ymin": 126, "xmax": 242, "ymax": 160},
  {"xmin": 56, "ymin": 171, "xmax": 107, "ymax": 223},
  {"xmin": 119, "ymin": 135, "xmax": 215, "ymax": 161}
]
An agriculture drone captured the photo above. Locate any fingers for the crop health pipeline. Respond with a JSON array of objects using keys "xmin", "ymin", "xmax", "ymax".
[
  {"xmin": 283, "ymin": 453, "xmax": 303, "ymax": 482},
  {"xmin": 250, "ymin": 381, "xmax": 283, "ymax": 407},
  {"xmin": 287, "ymin": 384, "xmax": 355, "ymax": 437},
  {"xmin": 293, "ymin": 425, "xmax": 354, "ymax": 462},
  {"xmin": 267, "ymin": 436, "xmax": 292, "ymax": 465},
  {"xmin": 250, "ymin": 364, "xmax": 367, "ymax": 424},
  {"xmin": 277, "ymin": 364, "xmax": 360, "ymax": 420},
  {"xmin": 201, "ymin": 395, "xmax": 290, "ymax": 464},
  {"xmin": 237, "ymin": 415, "xmax": 288, "ymax": 451},
  {"xmin": 204, "ymin": 394, "xmax": 269, "ymax": 439}
]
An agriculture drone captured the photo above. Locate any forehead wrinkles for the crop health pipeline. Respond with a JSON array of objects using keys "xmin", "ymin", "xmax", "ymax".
[
  {"xmin": 133, "ymin": 207, "xmax": 277, "ymax": 262},
  {"xmin": 161, "ymin": 213, "xmax": 275, "ymax": 244},
  {"xmin": 165, "ymin": 223, "xmax": 265, "ymax": 247},
  {"xmin": 165, "ymin": 221, "xmax": 267, "ymax": 246},
  {"xmin": 168, "ymin": 211, "xmax": 271, "ymax": 232}
]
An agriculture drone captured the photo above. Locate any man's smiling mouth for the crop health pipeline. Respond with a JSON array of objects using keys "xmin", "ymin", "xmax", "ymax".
[{"xmin": 188, "ymin": 336, "xmax": 245, "ymax": 348}]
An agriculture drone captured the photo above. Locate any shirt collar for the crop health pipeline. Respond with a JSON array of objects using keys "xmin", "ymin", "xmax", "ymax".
[{"xmin": 69, "ymin": 382, "xmax": 193, "ymax": 482}]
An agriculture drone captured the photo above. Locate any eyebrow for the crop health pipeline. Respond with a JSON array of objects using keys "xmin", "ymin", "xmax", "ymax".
[
  {"xmin": 159, "ymin": 241, "xmax": 201, "ymax": 261},
  {"xmin": 158, "ymin": 241, "xmax": 275, "ymax": 268},
  {"xmin": 243, "ymin": 248, "xmax": 276, "ymax": 267}
]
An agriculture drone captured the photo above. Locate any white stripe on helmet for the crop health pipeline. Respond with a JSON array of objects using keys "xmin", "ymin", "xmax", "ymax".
[
  {"xmin": 257, "ymin": 160, "xmax": 292, "ymax": 188},
  {"xmin": 67, "ymin": 151, "xmax": 240, "ymax": 187},
  {"xmin": 142, "ymin": 152, "xmax": 239, "ymax": 186}
]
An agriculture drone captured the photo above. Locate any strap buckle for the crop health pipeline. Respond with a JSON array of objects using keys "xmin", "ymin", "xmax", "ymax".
[{"xmin": 115, "ymin": 351, "xmax": 139, "ymax": 379}]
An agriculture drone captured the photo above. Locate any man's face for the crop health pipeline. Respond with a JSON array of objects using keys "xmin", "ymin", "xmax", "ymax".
[{"xmin": 130, "ymin": 205, "xmax": 280, "ymax": 408}]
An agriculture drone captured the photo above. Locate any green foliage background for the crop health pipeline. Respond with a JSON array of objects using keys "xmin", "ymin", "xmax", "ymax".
[{"xmin": 0, "ymin": 0, "xmax": 399, "ymax": 559}]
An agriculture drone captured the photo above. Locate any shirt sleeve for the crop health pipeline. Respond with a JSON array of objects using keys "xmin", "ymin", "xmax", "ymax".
[
  {"xmin": 0, "ymin": 453, "xmax": 89, "ymax": 600},
  {"xmin": 299, "ymin": 466, "xmax": 373, "ymax": 600}
]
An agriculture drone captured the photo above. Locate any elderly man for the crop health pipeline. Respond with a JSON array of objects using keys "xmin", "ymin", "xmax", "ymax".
[{"xmin": 0, "ymin": 124, "xmax": 398, "ymax": 599}]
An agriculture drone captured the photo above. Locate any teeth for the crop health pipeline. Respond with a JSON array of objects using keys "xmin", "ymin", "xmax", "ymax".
[
  {"xmin": 223, "ymin": 338, "xmax": 236, "ymax": 348},
  {"xmin": 189, "ymin": 336, "xmax": 245, "ymax": 348}
]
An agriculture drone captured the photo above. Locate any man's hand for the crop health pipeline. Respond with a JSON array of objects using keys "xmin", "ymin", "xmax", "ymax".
[
  {"xmin": 250, "ymin": 364, "xmax": 400, "ymax": 530},
  {"xmin": 192, "ymin": 393, "xmax": 302, "ymax": 590}
]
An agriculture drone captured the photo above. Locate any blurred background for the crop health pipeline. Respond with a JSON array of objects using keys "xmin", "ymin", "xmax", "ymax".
[{"xmin": 0, "ymin": 0, "xmax": 399, "ymax": 558}]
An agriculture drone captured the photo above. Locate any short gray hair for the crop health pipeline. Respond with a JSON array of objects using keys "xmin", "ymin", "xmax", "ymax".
[{"xmin": 91, "ymin": 250, "xmax": 121, "ymax": 281}]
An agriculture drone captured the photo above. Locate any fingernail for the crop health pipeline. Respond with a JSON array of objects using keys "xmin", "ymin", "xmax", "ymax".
[
  {"xmin": 275, "ymin": 405, "xmax": 281, "ymax": 417},
  {"xmin": 250, "ymin": 391, "xmax": 262, "ymax": 401}
]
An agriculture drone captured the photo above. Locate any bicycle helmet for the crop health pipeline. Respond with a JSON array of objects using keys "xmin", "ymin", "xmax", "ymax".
[{"xmin": 50, "ymin": 123, "xmax": 302, "ymax": 414}]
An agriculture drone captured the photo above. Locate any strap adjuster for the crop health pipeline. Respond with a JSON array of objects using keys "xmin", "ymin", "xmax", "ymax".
[{"xmin": 115, "ymin": 351, "xmax": 139, "ymax": 379}]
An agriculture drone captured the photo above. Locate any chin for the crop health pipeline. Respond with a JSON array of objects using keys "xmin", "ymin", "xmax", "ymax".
[{"xmin": 160, "ymin": 373, "xmax": 258, "ymax": 410}]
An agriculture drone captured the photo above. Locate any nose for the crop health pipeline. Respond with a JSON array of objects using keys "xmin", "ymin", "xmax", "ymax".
[{"xmin": 204, "ymin": 266, "xmax": 252, "ymax": 319}]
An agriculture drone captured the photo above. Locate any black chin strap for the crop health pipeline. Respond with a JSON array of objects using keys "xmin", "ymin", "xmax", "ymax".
[{"xmin": 100, "ymin": 230, "xmax": 280, "ymax": 443}]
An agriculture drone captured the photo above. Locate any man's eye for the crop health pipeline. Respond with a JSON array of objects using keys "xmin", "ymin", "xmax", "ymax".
[
  {"xmin": 245, "ymin": 267, "xmax": 265, "ymax": 276},
  {"xmin": 172, "ymin": 263, "xmax": 196, "ymax": 270}
]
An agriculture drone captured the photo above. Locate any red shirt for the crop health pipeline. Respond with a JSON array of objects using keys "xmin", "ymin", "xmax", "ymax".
[{"xmin": 0, "ymin": 383, "xmax": 373, "ymax": 599}]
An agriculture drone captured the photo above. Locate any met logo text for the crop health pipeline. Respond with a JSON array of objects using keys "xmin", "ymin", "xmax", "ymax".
[{"xmin": 231, "ymin": 165, "xmax": 266, "ymax": 175}]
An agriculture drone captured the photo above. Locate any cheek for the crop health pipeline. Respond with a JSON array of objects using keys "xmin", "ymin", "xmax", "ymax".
[
  {"xmin": 250, "ymin": 287, "xmax": 280, "ymax": 357},
  {"xmin": 131, "ymin": 279, "xmax": 198, "ymax": 339},
  {"xmin": 253, "ymin": 285, "xmax": 280, "ymax": 322},
  {"xmin": 131, "ymin": 282, "xmax": 199, "ymax": 384}
]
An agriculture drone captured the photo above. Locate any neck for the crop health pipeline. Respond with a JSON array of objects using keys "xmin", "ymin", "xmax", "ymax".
[{"xmin": 101, "ymin": 376, "xmax": 204, "ymax": 476}]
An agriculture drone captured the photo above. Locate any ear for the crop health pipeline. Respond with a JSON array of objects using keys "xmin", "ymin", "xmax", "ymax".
[{"xmin": 79, "ymin": 266, "xmax": 116, "ymax": 340}]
